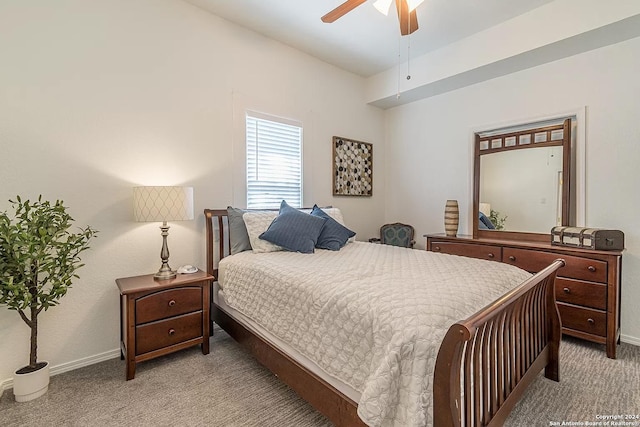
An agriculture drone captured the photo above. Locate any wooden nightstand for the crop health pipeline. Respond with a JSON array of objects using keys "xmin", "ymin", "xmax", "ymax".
[{"xmin": 116, "ymin": 270, "xmax": 213, "ymax": 380}]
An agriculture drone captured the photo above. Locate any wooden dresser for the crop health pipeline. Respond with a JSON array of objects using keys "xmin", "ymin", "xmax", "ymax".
[{"xmin": 425, "ymin": 234, "xmax": 623, "ymax": 358}]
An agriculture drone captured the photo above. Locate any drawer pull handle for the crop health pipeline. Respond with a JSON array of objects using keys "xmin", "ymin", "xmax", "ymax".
[
  {"xmin": 587, "ymin": 318, "xmax": 595, "ymax": 325},
  {"xmin": 168, "ymin": 328, "xmax": 176, "ymax": 336},
  {"xmin": 588, "ymin": 266, "xmax": 596, "ymax": 272},
  {"xmin": 563, "ymin": 287, "xmax": 570, "ymax": 294},
  {"xmin": 168, "ymin": 300, "xmax": 176, "ymax": 307},
  {"xmin": 508, "ymin": 255, "xmax": 516, "ymax": 261},
  {"xmin": 434, "ymin": 246, "xmax": 441, "ymax": 252},
  {"xmin": 487, "ymin": 253, "xmax": 494, "ymax": 259}
]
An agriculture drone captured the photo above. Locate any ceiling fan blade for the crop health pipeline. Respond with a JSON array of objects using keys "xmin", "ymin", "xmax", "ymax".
[
  {"xmin": 321, "ymin": 0, "xmax": 368, "ymax": 23},
  {"xmin": 396, "ymin": 0, "xmax": 419, "ymax": 35}
]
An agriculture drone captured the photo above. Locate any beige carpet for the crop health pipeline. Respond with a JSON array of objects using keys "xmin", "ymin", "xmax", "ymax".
[
  {"xmin": 1, "ymin": 328, "xmax": 638, "ymax": 426},
  {"xmin": 506, "ymin": 336, "xmax": 640, "ymax": 426}
]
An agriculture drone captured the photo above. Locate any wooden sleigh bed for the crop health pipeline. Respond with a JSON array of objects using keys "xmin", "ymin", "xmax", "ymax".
[{"xmin": 205, "ymin": 208, "xmax": 564, "ymax": 426}]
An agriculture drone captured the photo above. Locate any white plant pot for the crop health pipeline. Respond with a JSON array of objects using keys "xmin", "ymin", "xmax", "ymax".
[{"xmin": 13, "ymin": 361, "xmax": 50, "ymax": 402}]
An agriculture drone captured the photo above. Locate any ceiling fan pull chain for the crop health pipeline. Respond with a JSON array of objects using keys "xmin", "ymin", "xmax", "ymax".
[
  {"xmin": 397, "ymin": 33, "xmax": 402, "ymax": 99},
  {"xmin": 407, "ymin": 33, "xmax": 411, "ymax": 80}
]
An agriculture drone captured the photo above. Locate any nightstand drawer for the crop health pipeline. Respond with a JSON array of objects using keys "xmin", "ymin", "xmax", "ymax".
[
  {"xmin": 136, "ymin": 286, "xmax": 202, "ymax": 324},
  {"xmin": 503, "ymin": 248, "xmax": 607, "ymax": 283},
  {"xmin": 555, "ymin": 277, "xmax": 607, "ymax": 310},
  {"xmin": 557, "ymin": 303, "xmax": 606, "ymax": 337},
  {"xmin": 136, "ymin": 311, "xmax": 203, "ymax": 355},
  {"xmin": 430, "ymin": 241, "xmax": 501, "ymax": 262}
]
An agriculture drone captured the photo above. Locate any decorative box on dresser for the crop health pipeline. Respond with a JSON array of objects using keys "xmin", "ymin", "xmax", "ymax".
[
  {"xmin": 425, "ymin": 234, "xmax": 623, "ymax": 359},
  {"xmin": 116, "ymin": 270, "xmax": 213, "ymax": 380}
]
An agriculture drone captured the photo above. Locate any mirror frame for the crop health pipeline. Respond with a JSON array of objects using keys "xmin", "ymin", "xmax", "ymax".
[{"xmin": 473, "ymin": 118, "xmax": 571, "ymax": 242}]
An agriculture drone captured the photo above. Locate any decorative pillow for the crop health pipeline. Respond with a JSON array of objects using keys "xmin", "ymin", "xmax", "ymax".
[
  {"xmin": 320, "ymin": 207, "xmax": 342, "ymax": 223},
  {"xmin": 311, "ymin": 205, "xmax": 356, "ymax": 251},
  {"xmin": 478, "ymin": 211, "xmax": 496, "ymax": 230},
  {"xmin": 299, "ymin": 206, "xmax": 343, "ymax": 223},
  {"xmin": 227, "ymin": 207, "xmax": 252, "ymax": 254},
  {"xmin": 322, "ymin": 207, "xmax": 356, "ymax": 243},
  {"xmin": 242, "ymin": 211, "xmax": 281, "ymax": 253},
  {"xmin": 299, "ymin": 205, "xmax": 331, "ymax": 215},
  {"xmin": 259, "ymin": 200, "xmax": 326, "ymax": 254}
]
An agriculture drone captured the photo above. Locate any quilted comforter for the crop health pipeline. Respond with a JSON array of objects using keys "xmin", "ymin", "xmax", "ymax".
[{"xmin": 218, "ymin": 241, "xmax": 531, "ymax": 427}]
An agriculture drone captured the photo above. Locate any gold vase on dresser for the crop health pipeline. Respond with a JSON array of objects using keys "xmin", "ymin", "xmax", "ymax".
[{"xmin": 444, "ymin": 200, "xmax": 459, "ymax": 237}]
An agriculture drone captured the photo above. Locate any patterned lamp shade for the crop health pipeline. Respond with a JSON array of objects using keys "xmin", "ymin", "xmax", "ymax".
[{"xmin": 133, "ymin": 186, "xmax": 194, "ymax": 222}]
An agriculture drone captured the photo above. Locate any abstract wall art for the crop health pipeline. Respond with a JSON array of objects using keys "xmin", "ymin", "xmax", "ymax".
[{"xmin": 332, "ymin": 136, "xmax": 373, "ymax": 196}]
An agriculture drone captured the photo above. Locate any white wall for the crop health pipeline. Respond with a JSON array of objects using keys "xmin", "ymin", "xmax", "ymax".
[
  {"xmin": 384, "ymin": 36, "xmax": 640, "ymax": 344},
  {"xmin": 0, "ymin": 0, "xmax": 385, "ymax": 386}
]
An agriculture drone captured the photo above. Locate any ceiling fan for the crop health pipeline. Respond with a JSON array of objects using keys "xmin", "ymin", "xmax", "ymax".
[{"xmin": 321, "ymin": 0, "xmax": 423, "ymax": 36}]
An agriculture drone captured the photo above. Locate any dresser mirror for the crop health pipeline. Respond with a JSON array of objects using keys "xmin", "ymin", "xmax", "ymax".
[{"xmin": 473, "ymin": 117, "xmax": 574, "ymax": 241}]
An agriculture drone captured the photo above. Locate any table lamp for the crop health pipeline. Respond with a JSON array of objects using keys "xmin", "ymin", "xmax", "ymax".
[
  {"xmin": 133, "ymin": 186, "xmax": 194, "ymax": 280},
  {"xmin": 479, "ymin": 203, "xmax": 491, "ymax": 217}
]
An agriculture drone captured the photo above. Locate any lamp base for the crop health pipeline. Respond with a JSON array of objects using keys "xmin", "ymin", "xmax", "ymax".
[
  {"xmin": 154, "ymin": 262, "xmax": 176, "ymax": 280},
  {"xmin": 154, "ymin": 222, "xmax": 176, "ymax": 280}
]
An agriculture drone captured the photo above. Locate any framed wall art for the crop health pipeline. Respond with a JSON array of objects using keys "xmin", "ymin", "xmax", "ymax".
[{"xmin": 332, "ymin": 136, "xmax": 373, "ymax": 196}]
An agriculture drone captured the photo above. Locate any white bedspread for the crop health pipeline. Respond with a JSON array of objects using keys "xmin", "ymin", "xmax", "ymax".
[{"xmin": 218, "ymin": 241, "xmax": 531, "ymax": 427}]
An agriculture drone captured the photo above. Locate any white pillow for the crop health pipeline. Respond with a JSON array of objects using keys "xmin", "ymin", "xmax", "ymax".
[{"xmin": 242, "ymin": 211, "xmax": 282, "ymax": 253}]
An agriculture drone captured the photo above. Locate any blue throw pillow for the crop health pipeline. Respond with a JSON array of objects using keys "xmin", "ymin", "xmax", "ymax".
[
  {"xmin": 479, "ymin": 211, "xmax": 496, "ymax": 230},
  {"xmin": 259, "ymin": 201, "xmax": 326, "ymax": 253},
  {"xmin": 310, "ymin": 205, "xmax": 356, "ymax": 251}
]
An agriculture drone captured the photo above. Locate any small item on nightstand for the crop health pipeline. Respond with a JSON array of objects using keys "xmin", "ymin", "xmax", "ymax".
[{"xmin": 177, "ymin": 265, "xmax": 198, "ymax": 274}]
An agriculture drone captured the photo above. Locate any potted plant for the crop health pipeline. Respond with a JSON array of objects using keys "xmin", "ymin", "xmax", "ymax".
[
  {"xmin": 489, "ymin": 209, "xmax": 508, "ymax": 231},
  {"xmin": 0, "ymin": 196, "xmax": 97, "ymax": 402}
]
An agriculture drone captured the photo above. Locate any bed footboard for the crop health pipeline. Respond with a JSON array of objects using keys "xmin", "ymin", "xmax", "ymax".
[{"xmin": 433, "ymin": 259, "xmax": 564, "ymax": 427}]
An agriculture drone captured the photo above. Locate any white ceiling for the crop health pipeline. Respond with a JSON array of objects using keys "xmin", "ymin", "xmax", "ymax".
[{"xmin": 183, "ymin": 0, "xmax": 555, "ymax": 77}]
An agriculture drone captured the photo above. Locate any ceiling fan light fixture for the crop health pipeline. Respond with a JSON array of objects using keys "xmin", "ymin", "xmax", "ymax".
[
  {"xmin": 406, "ymin": 0, "xmax": 425, "ymax": 12},
  {"xmin": 373, "ymin": 0, "xmax": 393, "ymax": 16},
  {"xmin": 322, "ymin": 0, "xmax": 419, "ymax": 36}
]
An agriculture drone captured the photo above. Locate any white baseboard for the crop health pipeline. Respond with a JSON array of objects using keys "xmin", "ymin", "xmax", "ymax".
[
  {"xmin": 49, "ymin": 348, "xmax": 122, "ymax": 377},
  {"xmin": 1, "ymin": 348, "xmax": 121, "ymax": 394},
  {"xmin": 621, "ymin": 334, "xmax": 640, "ymax": 347},
  {"xmin": 0, "ymin": 378, "xmax": 12, "ymax": 394}
]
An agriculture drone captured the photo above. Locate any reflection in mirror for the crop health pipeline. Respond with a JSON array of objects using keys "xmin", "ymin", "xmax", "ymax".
[
  {"xmin": 473, "ymin": 117, "xmax": 573, "ymax": 241},
  {"xmin": 480, "ymin": 146, "xmax": 563, "ymax": 233}
]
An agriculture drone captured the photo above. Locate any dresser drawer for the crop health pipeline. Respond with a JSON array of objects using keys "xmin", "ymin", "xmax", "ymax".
[
  {"xmin": 557, "ymin": 303, "xmax": 606, "ymax": 337},
  {"xmin": 136, "ymin": 311, "xmax": 203, "ymax": 355},
  {"xmin": 503, "ymin": 248, "xmax": 607, "ymax": 283},
  {"xmin": 424, "ymin": 234, "xmax": 621, "ymax": 358},
  {"xmin": 136, "ymin": 286, "xmax": 202, "ymax": 324},
  {"xmin": 430, "ymin": 241, "xmax": 501, "ymax": 262},
  {"xmin": 555, "ymin": 278, "xmax": 607, "ymax": 310}
]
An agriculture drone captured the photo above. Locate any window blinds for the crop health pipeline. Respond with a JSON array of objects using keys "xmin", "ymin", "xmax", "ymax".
[{"xmin": 246, "ymin": 112, "xmax": 302, "ymax": 209}]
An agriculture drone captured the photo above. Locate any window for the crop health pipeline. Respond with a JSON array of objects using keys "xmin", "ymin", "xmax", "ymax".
[{"xmin": 246, "ymin": 112, "xmax": 302, "ymax": 209}]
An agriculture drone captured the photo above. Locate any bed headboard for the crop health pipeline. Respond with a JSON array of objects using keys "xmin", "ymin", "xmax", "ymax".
[
  {"xmin": 204, "ymin": 209, "xmax": 230, "ymax": 280},
  {"xmin": 204, "ymin": 206, "xmax": 328, "ymax": 279}
]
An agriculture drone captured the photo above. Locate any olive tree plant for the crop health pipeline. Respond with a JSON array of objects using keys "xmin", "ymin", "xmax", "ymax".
[{"xmin": 0, "ymin": 196, "xmax": 97, "ymax": 373}]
